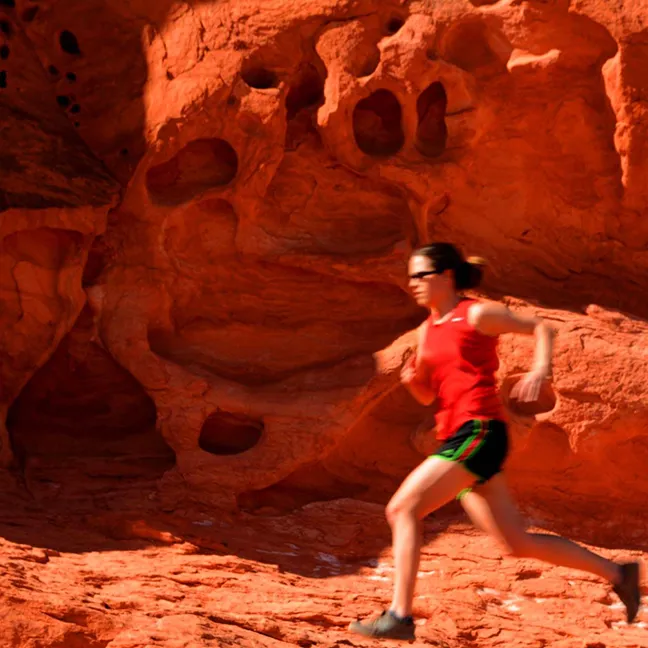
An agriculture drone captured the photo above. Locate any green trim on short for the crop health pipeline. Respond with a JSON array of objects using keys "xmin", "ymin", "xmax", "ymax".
[
  {"xmin": 462, "ymin": 420, "xmax": 487, "ymax": 460},
  {"xmin": 433, "ymin": 419, "xmax": 489, "ymax": 462},
  {"xmin": 451, "ymin": 419, "xmax": 481, "ymax": 460},
  {"xmin": 456, "ymin": 487, "xmax": 472, "ymax": 500},
  {"xmin": 430, "ymin": 418, "xmax": 509, "ymax": 499}
]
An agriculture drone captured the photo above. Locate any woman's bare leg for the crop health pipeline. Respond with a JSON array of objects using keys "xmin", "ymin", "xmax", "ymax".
[
  {"xmin": 460, "ymin": 474, "xmax": 621, "ymax": 584},
  {"xmin": 386, "ymin": 457, "xmax": 476, "ymax": 617}
]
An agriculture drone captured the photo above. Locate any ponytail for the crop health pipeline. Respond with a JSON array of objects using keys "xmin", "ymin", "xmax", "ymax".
[{"xmin": 455, "ymin": 256, "xmax": 487, "ymax": 290}]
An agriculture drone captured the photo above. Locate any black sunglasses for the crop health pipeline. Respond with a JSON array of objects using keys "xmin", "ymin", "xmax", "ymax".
[{"xmin": 408, "ymin": 270, "xmax": 443, "ymax": 280}]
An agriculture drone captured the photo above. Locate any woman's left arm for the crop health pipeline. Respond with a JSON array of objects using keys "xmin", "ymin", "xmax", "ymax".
[{"xmin": 467, "ymin": 301, "xmax": 556, "ymax": 401}]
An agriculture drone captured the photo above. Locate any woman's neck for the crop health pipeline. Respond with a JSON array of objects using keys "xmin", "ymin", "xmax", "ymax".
[{"xmin": 431, "ymin": 294, "xmax": 461, "ymax": 322}]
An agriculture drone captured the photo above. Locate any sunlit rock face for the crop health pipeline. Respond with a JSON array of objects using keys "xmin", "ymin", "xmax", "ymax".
[{"xmin": 1, "ymin": 0, "xmax": 647, "ymax": 534}]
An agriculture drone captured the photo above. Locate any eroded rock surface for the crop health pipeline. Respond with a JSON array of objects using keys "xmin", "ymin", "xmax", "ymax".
[
  {"xmin": 0, "ymin": 494, "xmax": 646, "ymax": 648},
  {"xmin": 1, "ymin": 0, "xmax": 646, "ymax": 520},
  {"xmin": 1, "ymin": 0, "xmax": 647, "ymax": 644}
]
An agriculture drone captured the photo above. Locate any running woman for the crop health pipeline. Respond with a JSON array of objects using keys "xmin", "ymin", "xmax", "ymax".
[{"xmin": 349, "ymin": 242, "xmax": 641, "ymax": 641}]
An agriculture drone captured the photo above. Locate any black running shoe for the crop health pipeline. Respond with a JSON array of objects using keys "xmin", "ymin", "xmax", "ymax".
[
  {"xmin": 613, "ymin": 562, "xmax": 641, "ymax": 623},
  {"xmin": 348, "ymin": 610, "xmax": 416, "ymax": 641}
]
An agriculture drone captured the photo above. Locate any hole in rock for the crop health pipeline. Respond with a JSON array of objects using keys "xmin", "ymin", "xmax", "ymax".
[
  {"xmin": 286, "ymin": 64, "xmax": 324, "ymax": 119},
  {"xmin": 352, "ymin": 89, "xmax": 404, "ymax": 156},
  {"xmin": 7, "ymin": 307, "xmax": 174, "ymax": 488},
  {"xmin": 199, "ymin": 412, "xmax": 263, "ymax": 456},
  {"xmin": 415, "ymin": 81, "xmax": 447, "ymax": 158},
  {"xmin": 82, "ymin": 234, "xmax": 111, "ymax": 286},
  {"xmin": 70, "ymin": 103, "xmax": 80, "ymax": 114},
  {"xmin": 56, "ymin": 94, "xmax": 70, "ymax": 107},
  {"xmin": 146, "ymin": 138, "xmax": 238, "ymax": 205},
  {"xmin": 442, "ymin": 20, "xmax": 503, "ymax": 73},
  {"xmin": 1, "ymin": 227, "xmax": 84, "ymax": 269},
  {"xmin": 0, "ymin": 70, "xmax": 6, "ymax": 88},
  {"xmin": 469, "ymin": 0, "xmax": 500, "ymax": 5},
  {"xmin": 501, "ymin": 373, "xmax": 557, "ymax": 417},
  {"xmin": 48, "ymin": 64, "xmax": 59, "ymax": 75},
  {"xmin": 241, "ymin": 66, "xmax": 278, "ymax": 89},
  {"xmin": 66, "ymin": 72, "xmax": 76, "ymax": 82},
  {"xmin": 59, "ymin": 30, "xmax": 81, "ymax": 55},
  {"xmin": 0, "ymin": 0, "xmax": 15, "ymax": 8},
  {"xmin": 0, "ymin": 20, "xmax": 11, "ymax": 36},
  {"xmin": 0, "ymin": 45, "xmax": 8, "ymax": 59},
  {"xmin": 285, "ymin": 63, "xmax": 326, "ymax": 148},
  {"xmin": 148, "ymin": 324, "xmax": 385, "ymax": 389},
  {"xmin": 150, "ymin": 257, "xmax": 421, "ymax": 388},
  {"xmin": 358, "ymin": 48, "xmax": 380, "ymax": 77},
  {"xmin": 386, "ymin": 17, "xmax": 405, "ymax": 35},
  {"xmin": 21, "ymin": 6, "xmax": 38, "ymax": 22}
]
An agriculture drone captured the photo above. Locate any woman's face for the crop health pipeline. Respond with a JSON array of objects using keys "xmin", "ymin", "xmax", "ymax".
[{"xmin": 407, "ymin": 254, "xmax": 452, "ymax": 308}]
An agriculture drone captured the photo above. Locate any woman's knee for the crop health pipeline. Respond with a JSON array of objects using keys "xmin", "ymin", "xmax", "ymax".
[
  {"xmin": 385, "ymin": 496, "xmax": 418, "ymax": 526},
  {"xmin": 385, "ymin": 498, "xmax": 402, "ymax": 526}
]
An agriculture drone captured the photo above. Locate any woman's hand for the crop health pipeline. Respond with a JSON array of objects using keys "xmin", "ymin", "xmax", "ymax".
[
  {"xmin": 400, "ymin": 353, "xmax": 419, "ymax": 385},
  {"xmin": 509, "ymin": 369, "xmax": 549, "ymax": 402},
  {"xmin": 400, "ymin": 353, "xmax": 436, "ymax": 405}
]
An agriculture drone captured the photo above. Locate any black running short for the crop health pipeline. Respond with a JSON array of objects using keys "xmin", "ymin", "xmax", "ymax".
[{"xmin": 432, "ymin": 419, "xmax": 508, "ymax": 488}]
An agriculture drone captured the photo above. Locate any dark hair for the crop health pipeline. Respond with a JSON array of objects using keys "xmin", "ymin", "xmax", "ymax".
[{"xmin": 411, "ymin": 242, "xmax": 486, "ymax": 290}]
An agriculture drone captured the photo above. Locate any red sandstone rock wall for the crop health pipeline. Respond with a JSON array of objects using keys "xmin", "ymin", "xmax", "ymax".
[{"xmin": 1, "ymin": 0, "xmax": 648, "ymax": 532}]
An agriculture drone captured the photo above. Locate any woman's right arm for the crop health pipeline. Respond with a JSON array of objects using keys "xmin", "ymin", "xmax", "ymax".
[{"xmin": 469, "ymin": 301, "xmax": 555, "ymax": 402}]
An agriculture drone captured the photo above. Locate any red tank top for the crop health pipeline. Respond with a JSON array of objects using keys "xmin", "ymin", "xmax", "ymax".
[{"xmin": 418, "ymin": 298, "xmax": 506, "ymax": 440}]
